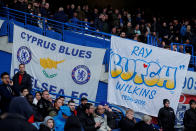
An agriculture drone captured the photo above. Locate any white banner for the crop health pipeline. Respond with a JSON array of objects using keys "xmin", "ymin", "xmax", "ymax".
[
  {"xmin": 108, "ymin": 36, "xmax": 190, "ymax": 117},
  {"xmin": 182, "ymin": 71, "xmax": 196, "ymax": 95},
  {"xmin": 11, "ymin": 25, "xmax": 105, "ymax": 101}
]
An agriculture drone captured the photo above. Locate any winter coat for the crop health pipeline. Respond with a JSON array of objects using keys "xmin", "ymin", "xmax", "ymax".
[
  {"xmin": 0, "ymin": 113, "xmax": 38, "ymax": 131},
  {"xmin": 39, "ymin": 116, "xmax": 55, "ymax": 131},
  {"xmin": 0, "ymin": 84, "xmax": 19, "ymax": 113},
  {"xmin": 134, "ymin": 121, "xmax": 157, "ymax": 131},
  {"xmin": 37, "ymin": 98, "xmax": 54, "ymax": 118},
  {"xmin": 54, "ymin": 106, "xmax": 71, "ymax": 131},
  {"xmin": 64, "ymin": 111, "xmax": 82, "ymax": 131},
  {"xmin": 94, "ymin": 113, "xmax": 111, "ymax": 131},
  {"xmin": 158, "ymin": 107, "xmax": 175, "ymax": 131},
  {"xmin": 183, "ymin": 108, "xmax": 196, "ymax": 131},
  {"xmin": 12, "ymin": 71, "xmax": 32, "ymax": 92},
  {"xmin": 9, "ymin": 97, "xmax": 34, "ymax": 121},
  {"xmin": 119, "ymin": 117, "xmax": 135, "ymax": 131},
  {"xmin": 79, "ymin": 112, "xmax": 98, "ymax": 131}
]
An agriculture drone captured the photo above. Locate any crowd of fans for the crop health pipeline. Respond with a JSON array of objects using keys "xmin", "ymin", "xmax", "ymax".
[
  {"xmin": 0, "ymin": 64, "xmax": 158, "ymax": 131},
  {"xmin": 0, "ymin": 64, "xmax": 196, "ymax": 131},
  {"xmin": 0, "ymin": 0, "xmax": 196, "ymax": 131},
  {"xmin": 0, "ymin": 0, "xmax": 196, "ymax": 53}
]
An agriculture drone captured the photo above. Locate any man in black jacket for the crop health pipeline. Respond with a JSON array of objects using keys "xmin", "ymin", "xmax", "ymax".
[
  {"xmin": 13, "ymin": 64, "xmax": 32, "ymax": 93},
  {"xmin": 0, "ymin": 72, "xmax": 19, "ymax": 114},
  {"xmin": 64, "ymin": 100, "xmax": 82, "ymax": 131},
  {"xmin": 78, "ymin": 103, "xmax": 101, "ymax": 131},
  {"xmin": 158, "ymin": 99, "xmax": 175, "ymax": 131},
  {"xmin": 37, "ymin": 90, "xmax": 54, "ymax": 119},
  {"xmin": 119, "ymin": 109, "xmax": 136, "ymax": 131},
  {"xmin": 183, "ymin": 99, "xmax": 196, "ymax": 131},
  {"xmin": 77, "ymin": 97, "xmax": 88, "ymax": 116}
]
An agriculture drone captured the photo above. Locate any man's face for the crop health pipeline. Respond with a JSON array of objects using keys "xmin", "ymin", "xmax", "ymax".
[
  {"xmin": 126, "ymin": 111, "xmax": 134, "ymax": 120},
  {"xmin": 45, "ymin": 3, "xmax": 49, "ymax": 9},
  {"xmin": 43, "ymin": 91, "xmax": 50, "ymax": 100},
  {"xmin": 81, "ymin": 100, "xmax": 88, "ymax": 105},
  {"xmin": 68, "ymin": 102, "xmax": 76, "ymax": 111},
  {"xmin": 19, "ymin": 65, "xmax": 25, "ymax": 73},
  {"xmin": 36, "ymin": 93, "xmax": 41, "ymax": 100},
  {"xmin": 22, "ymin": 89, "xmax": 29, "ymax": 96},
  {"xmin": 55, "ymin": 99, "xmax": 63, "ymax": 108},
  {"xmin": 121, "ymin": 32, "xmax": 126, "ymax": 38},
  {"xmin": 164, "ymin": 102, "xmax": 170, "ymax": 108},
  {"xmin": 1, "ymin": 75, "xmax": 10, "ymax": 85},
  {"xmin": 97, "ymin": 105, "xmax": 105, "ymax": 115},
  {"xmin": 47, "ymin": 119, "xmax": 54, "ymax": 129},
  {"xmin": 27, "ymin": 95, "xmax": 34, "ymax": 103},
  {"xmin": 191, "ymin": 103, "xmax": 196, "ymax": 109},
  {"xmin": 60, "ymin": 98, "xmax": 65, "ymax": 104}
]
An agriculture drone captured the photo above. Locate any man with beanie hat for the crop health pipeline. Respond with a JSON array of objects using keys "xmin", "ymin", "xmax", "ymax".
[
  {"xmin": 158, "ymin": 99, "xmax": 175, "ymax": 131},
  {"xmin": 183, "ymin": 99, "xmax": 196, "ymax": 131}
]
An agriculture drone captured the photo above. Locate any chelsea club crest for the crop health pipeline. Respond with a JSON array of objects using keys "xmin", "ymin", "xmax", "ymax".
[
  {"xmin": 17, "ymin": 46, "xmax": 32, "ymax": 64},
  {"xmin": 72, "ymin": 65, "xmax": 91, "ymax": 85}
]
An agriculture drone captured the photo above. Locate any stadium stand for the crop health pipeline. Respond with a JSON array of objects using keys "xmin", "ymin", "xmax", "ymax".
[{"xmin": 0, "ymin": 0, "xmax": 196, "ymax": 131}]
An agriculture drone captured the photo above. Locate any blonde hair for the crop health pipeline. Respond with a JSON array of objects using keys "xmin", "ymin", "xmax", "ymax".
[{"xmin": 143, "ymin": 115, "xmax": 152, "ymax": 123}]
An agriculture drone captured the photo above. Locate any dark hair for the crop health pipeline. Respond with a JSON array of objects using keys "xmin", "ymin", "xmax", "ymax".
[
  {"xmin": 68, "ymin": 100, "xmax": 75, "ymax": 104},
  {"xmin": 189, "ymin": 99, "xmax": 196, "ymax": 106},
  {"xmin": 58, "ymin": 96, "xmax": 65, "ymax": 99},
  {"xmin": 19, "ymin": 64, "xmax": 25, "ymax": 67},
  {"xmin": 21, "ymin": 88, "xmax": 29, "ymax": 93},
  {"xmin": 54, "ymin": 98, "xmax": 61, "ymax": 104},
  {"xmin": 84, "ymin": 103, "xmax": 93, "ymax": 110},
  {"xmin": 26, "ymin": 93, "xmax": 33, "ymax": 98},
  {"xmin": 42, "ymin": 90, "xmax": 48, "ymax": 94},
  {"xmin": 1, "ymin": 72, "xmax": 9, "ymax": 78},
  {"xmin": 35, "ymin": 91, "xmax": 42, "ymax": 96},
  {"xmin": 81, "ymin": 97, "xmax": 88, "ymax": 102},
  {"xmin": 163, "ymin": 99, "xmax": 170, "ymax": 105}
]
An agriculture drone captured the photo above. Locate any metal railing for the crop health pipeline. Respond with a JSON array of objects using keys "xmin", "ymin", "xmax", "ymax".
[
  {"xmin": 31, "ymin": 88, "xmax": 125, "ymax": 117},
  {"xmin": 0, "ymin": 7, "xmax": 195, "ymax": 70},
  {"xmin": 0, "ymin": 7, "xmax": 111, "ymax": 40}
]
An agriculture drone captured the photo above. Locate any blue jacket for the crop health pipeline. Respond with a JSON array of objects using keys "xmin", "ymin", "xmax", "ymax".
[
  {"xmin": 180, "ymin": 25, "xmax": 187, "ymax": 36},
  {"xmin": 53, "ymin": 106, "xmax": 71, "ymax": 131}
]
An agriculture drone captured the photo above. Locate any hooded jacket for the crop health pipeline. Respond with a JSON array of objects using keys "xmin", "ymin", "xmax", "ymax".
[
  {"xmin": 0, "ymin": 113, "xmax": 38, "ymax": 131},
  {"xmin": 9, "ymin": 97, "xmax": 34, "ymax": 121},
  {"xmin": 54, "ymin": 106, "xmax": 71, "ymax": 131},
  {"xmin": 39, "ymin": 116, "xmax": 55, "ymax": 131}
]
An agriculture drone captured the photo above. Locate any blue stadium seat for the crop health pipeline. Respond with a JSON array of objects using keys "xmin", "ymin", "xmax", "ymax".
[
  {"xmin": 46, "ymin": 30, "xmax": 62, "ymax": 41},
  {"xmin": 26, "ymin": 24, "xmax": 43, "ymax": 35},
  {"xmin": 0, "ymin": 20, "xmax": 8, "ymax": 36},
  {"xmin": 13, "ymin": 20, "xmax": 24, "ymax": 27}
]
